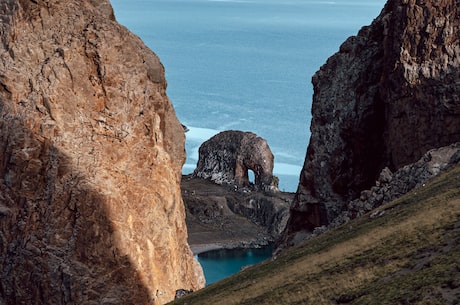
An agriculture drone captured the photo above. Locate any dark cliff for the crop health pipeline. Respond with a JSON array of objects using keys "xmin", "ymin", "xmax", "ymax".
[
  {"xmin": 0, "ymin": 0, "xmax": 203, "ymax": 304},
  {"xmin": 282, "ymin": 0, "xmax": 460, "ymax": 246}
]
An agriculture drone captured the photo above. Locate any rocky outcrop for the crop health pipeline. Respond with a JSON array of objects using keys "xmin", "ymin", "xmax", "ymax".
[
  {"xmin": 310, "ymin": 142, "xmax": 460, "ymax": 236},
  {"xmin": 282, "ymin": 0, "xmax": 460, "ymax": 246},
  {"xmin": 344, "ymin": 143, "xmax": 460, "ymax": 219},
  {"xmin": 193, "ymin": 130, "xmax": 278, "ymax": 191},
  {"xmin": 0, "ymin": 1, "xmax": 203, "ymax": 304},
  {"xmin": 182, "ymin": 176, "xmax": 292, "ymax": 250}
]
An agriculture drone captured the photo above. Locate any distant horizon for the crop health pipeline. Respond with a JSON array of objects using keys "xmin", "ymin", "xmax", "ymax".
[{"xmin": 111, "ymin": 0, "xmax": 385, "ymax": 191}]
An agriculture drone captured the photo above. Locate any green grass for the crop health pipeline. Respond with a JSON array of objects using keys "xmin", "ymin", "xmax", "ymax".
[{"xmin": 170, "ymin": 165, "xmax": 460, "ymax": 305}]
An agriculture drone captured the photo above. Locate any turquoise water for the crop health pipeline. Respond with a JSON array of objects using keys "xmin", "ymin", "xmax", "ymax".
[
  {"xmin": 110, "ymin": 0, "xmax": 385, "ymax": 191},
  {"xmin": 197, "ymin": 247, "xmax": 272, "ymax": 285}
]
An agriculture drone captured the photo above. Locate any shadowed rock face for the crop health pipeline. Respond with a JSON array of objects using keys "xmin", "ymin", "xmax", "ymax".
[
  {"xmin": 193, "ymin": 131, "xmax": 278, "ymax": 191},
  {"xmin": 0, "ymin": 1, "xmax": 204, "ymax": 304},
  {"xmin": 281, "ymin": 0, "xmax": 460, "ymax": 247}
]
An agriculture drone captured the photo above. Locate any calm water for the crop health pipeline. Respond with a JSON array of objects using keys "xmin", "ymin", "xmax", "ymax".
[
  {"xmin": 197, "ymin": 247, "xmax": 272, "ymax": 285},
  {"xmin": 110, "ymin": 0, "xmax": 385, "ymax": 191},
  {"xmin": 110, "ymin": 0, "xmax": 386, "ymax": 285}
]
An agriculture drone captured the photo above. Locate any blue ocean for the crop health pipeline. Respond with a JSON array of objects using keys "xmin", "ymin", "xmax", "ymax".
[
  {"xmin": 197, "ymin": 247, "xmax": 273, "ymax": 285},
  {"xmin": 110, "ymin": 0, "xmax": 385, "ymax": 192}
]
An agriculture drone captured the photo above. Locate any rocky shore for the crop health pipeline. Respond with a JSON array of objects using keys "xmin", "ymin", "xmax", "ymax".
[
  {"xmin": 183, "ymin": 130, "xmax": 292, "ymax": 254},
  {"xmin": 182, "ymin": 175, "xmax": 293, "ymax": 254}
]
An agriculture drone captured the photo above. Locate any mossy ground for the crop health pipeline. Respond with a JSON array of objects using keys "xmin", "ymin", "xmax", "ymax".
[{"xmin": 171, "ymin": 165, "xmax": 460, "ymax": 305}]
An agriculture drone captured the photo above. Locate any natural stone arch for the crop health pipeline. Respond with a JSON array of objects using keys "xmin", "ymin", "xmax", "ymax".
[{"xmin": 193, "ymin": 130, "xmax": 278, "ymax": 191}]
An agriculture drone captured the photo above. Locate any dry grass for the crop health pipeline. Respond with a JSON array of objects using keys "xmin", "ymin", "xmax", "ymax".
[{"xmin": 171, "ymin": 165, "xmax": 460, "ymax": 305}]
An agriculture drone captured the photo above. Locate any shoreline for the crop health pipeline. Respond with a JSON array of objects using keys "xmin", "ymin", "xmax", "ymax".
[
  {"xmin": 189, "ymin": 239, "xmax": 274, "ymax": 255},
  {"xmin": 189, "ymin": 243, "xmax": 226, "ymax": 255}
]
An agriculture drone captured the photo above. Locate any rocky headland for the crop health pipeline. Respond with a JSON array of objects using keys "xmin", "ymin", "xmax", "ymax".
[
  {"xmin": 0, "ymin": 1, "xmax": 203, "ymax": 304},
  {"xmin": 183, "ymin": 175, "xmax": 292, "ymax": 254},
  {"xmin": 186, "ymin": 131, "xmax": 292, "ymax": 253},
  {"xmin": 280, "ymin": 0, "xmax": 460, "ymax": 248}
]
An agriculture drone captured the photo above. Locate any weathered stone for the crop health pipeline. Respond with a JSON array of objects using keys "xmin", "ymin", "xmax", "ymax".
[
  {"xmin": 182, "ymin": 175, "xmax": 292, "ymax": 248},
  {"xmin": 287, "ymin": 142, "xmax": 460, "ymax": 245},
  {"xmin": 193, "ymin": 130, "xmax": 278, "ymax": 191},
  {"xmin": 281, "ymin": 0, "xmax": 460, "ymax": 247},
  {"xmin": 0, "ymin": 1, "xmax": 204, "ymax": 304},
  {"xmin": 175, "ymin": 289, "xmax": 193, "ymax": 300},
  {"xmin": 330, "ymin": 142, "xmax": 460, "ymax": 230}
]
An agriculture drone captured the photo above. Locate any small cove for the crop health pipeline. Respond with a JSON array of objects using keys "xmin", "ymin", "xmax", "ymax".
[{"xmin": 197, "ymin": 247, "xmax": 273, "ymax": 285}]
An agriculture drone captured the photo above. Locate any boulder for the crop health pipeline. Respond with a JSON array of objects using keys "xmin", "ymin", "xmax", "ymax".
[
  {"xmin": 193, "ymin": 130, "xmax": 278, "ymax": 191},
  {"xmin": 0, "ymin": 1, "xmax": 203, "ymax": 304}
]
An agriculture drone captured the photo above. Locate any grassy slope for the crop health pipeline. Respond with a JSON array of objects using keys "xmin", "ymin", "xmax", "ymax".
[{"xmin": 171, "ymin": 165, "xmax": 460, "ymax": 305}]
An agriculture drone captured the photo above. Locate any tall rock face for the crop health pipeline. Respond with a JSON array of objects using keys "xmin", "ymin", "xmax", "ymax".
[
  {"xmin": 282, "ymin": 0, "xmax": 460, "ymax": 246},
  {"xmin": 0, "ymin": 1, "xmax": 204, "ymax": 304}
]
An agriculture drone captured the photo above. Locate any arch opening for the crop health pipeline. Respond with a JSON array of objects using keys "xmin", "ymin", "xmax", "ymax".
[{"xmin": 248, "ymin": 169, "xmax": 255, "ymax": 185}]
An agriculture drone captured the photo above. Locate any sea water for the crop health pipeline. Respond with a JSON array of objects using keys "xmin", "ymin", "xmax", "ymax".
[
  {"xmin": 197, "ymin": 247, "xmax": 273, "ymax": 285},
  {"xmin": 111, "ymin": 0, "xmax": 385, "ymax": 192},
  {"xmin": 110, "ymin": 0, "xmax": 386, "ymax": 285}
]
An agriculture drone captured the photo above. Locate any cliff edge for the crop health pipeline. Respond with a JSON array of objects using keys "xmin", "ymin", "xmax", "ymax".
[
  {"xmin": 282, "ymin": 0, "xmax": 460, "ymax": 246},
  {"xmin": 0, "ymin": 1, "xmax": 203, "ymax": 304}
]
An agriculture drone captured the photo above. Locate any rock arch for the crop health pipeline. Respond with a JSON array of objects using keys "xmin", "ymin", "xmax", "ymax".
[{"xmin": 193, "ymin": 130, "xmax": 278, "ymax": 191}]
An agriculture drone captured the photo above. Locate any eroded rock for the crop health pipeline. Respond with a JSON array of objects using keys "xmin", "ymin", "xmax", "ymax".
[
  {"xmin": 0, "ymin": 1, "xmax": 203, "ymax": 304},
  {"xmin": 193, "ymin": 130, "xmax": 278, "ymax": 192},
  {"xmin": 182, "ymin": 175, "xmax": 292, "ymax": 250},
  {"xmin": 323, "ymin": 142, "xmax": 460, "ymax": 233},
  {"xmin": 281, "ymin": 0, "xmax": 460, "ymax": 247}
]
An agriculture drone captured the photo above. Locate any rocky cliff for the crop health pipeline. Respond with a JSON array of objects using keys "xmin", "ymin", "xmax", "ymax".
[
  {"xmin": 183, "ymin": 175, "xmax": 292, "ymax": 252},
  {"xmin": 0, "ymin": 1, "xmax": 204, "ymax": 304},
  {"xmin": 306, "ymin": 142, "xmax": 460, "ymax": 239},
  {"xmin": 282, "ymin": 0, "xmax": 460, "ymax": 246}
]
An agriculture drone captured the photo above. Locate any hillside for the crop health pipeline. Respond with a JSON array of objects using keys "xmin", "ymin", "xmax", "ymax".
[{"xmin": 170, "ymin": 164, "xmax": 460, "ymax": 304}]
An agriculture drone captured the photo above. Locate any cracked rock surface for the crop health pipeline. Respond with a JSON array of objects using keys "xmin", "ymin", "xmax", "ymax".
[
  {"xmin": 0, "ymin": 1, "xmax": 204, "ymax": 304},
  {"xmin": 281, "ymin": 0, "xmax": 460, "ymax": 248}
]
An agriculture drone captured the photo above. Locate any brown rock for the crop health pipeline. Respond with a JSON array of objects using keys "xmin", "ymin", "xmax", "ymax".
[
  {"xmin": 281, "ymin": 0, "xmax": 460, "ymax": 247},
  {"xmin": 0, "ymin": 1, "xmax": 203, "ymax": 304},
  {"xmin": 182, "ymin": 175, "xmax": 292, "ymax": 250},
  {"xmin": 193, "ymin": 130, "xmax": 278, "ymax": 191}
]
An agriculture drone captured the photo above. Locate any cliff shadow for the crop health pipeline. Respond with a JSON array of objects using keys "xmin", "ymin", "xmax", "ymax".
[{"xmin": 0, "ymin": 108, "xmax": 154, "ymax": 305}]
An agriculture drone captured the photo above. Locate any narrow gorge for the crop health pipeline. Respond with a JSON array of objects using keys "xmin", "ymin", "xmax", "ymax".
[{"xmin": 2, "ymin": 0, "xmax": 460, "ymax": 304}]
